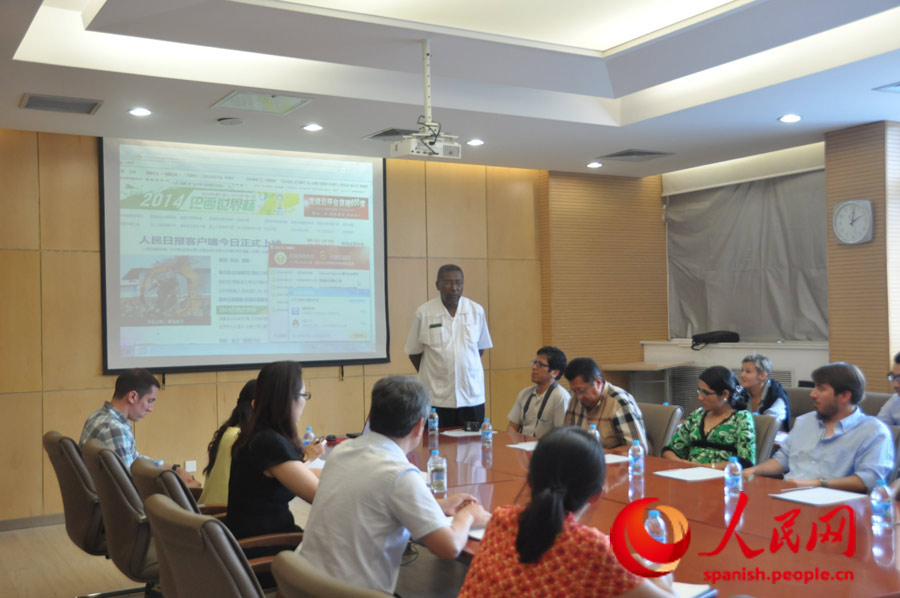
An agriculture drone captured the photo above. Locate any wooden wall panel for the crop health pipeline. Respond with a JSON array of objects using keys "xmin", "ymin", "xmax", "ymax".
[
  {"xmin": 217, "ymin": 369, "xmax": 260, "ymax": 383},
  {"xmin": 386, "ymin": 159, "xmax": 426, "ymax": 258},
  {"xmin": 487, "ymin": 260, "xmax": 542, "ymax": 371},
  {"xmin": 41, "ymin": 252, "xmax": 107, "ymax": 391},
  {"xmin": 0, "ymin": 393, "xmax": 42, "ymax": 519},
  {"xmin": 38, "ymin": 134, "xmax": 99, "ymax": 252},
  {"xmin": 301, "ymin": 376, "xmax": 365, "ymax": 437},
  {"xmin": 0, "ymin": 251, "xmax": 42, "ymax": 393},
  {"xmin": 425, "ymin": 162, "xmax": 487, "ymax": 258},
  {"xmin": 488, "ymin": 368, "xmax": 531, "ymax": 428},
  {"xmin": 0, "ymin": 130, "xmax": 39, "ymax": 250},
  {"xmin": 216, "ymin": 380, "xmax": 250, "ymax": 428},
  {"xmin": 135, "ymin": 383, "xmax": 218, "ymax": 475},
  {"xmin": 41, "ymin": 389, "xmax": 109, "ymax": 513},
  {"xmin": 537, "ymin": 171, "xmax": 552, "ymax": 342},
  {"xmin": 825, "ymin": 123, "xmax": 891, "ymax": 391},
  {"xmin": 486, "ymin": 167, "xmax": 540, "ymax": 260},
  {"xmin": 364, "ymin": 257, "xmax": 426, "ymax": 376},
  {"xmin": 544, "ymin": 172, "xmax": 667, "ymax": 364}
]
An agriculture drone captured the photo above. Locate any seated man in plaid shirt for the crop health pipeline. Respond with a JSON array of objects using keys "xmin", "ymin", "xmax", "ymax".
[
  {"xmin": 563, "ymin": 357, "xmax": 648, "ymax": 455},
  {"xmin": 80, "ymin": 368, "xmax": 198, "ymax": 487}
]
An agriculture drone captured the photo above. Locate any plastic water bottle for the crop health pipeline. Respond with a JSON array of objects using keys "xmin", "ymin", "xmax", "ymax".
[
  {"xmin": 481, "ymin": 443, "xmax": 493, "ymax": 468},
  {"xmin": 427, "ymin": 408, "xmax": 440, "ymax": 449},
  {"xmin": 724, "ymin": 456, "xmax": 743, "ymax": 498},
  {"xmin": 301, "ymin": 426, "xmax": 316, "ymax": 448},
  {"xmin": 645, "ymin": 509, "xmax": 667, "ymax": 544},
  {"xmin": 628, "ymin": 440, "xmax": 644, "ymax": 477},
  {"xmin": 588, "ymin": 424, "xmax": 601, "ymax": 444},
  {"xmin": 871, "ymin": 480, "xmax": 893, "ymax": 533},
  {"xmin": 481, "ymin": 418, "xmax": 493, "ymax": 448},
  {"xmin": 427, "ymin": 450, "xmax": 447, "ymax": 496},
  {"xmin": 629, "ymin": 473, "xmax": 645, "ymax": 501}
]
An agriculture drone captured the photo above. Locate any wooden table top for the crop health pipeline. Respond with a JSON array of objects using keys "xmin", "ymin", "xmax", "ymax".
[{"xmin": 412, "ymin": 430, "xmax": 900, "ymax": 598}]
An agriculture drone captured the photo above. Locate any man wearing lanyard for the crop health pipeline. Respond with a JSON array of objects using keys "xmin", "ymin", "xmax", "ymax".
[
  {"xmin": 507, "ymin": 346, "xmax": 570, "ymax": 438},
  {"xmin": 405, "ymin": 264, "xmax": 492, "ymax": 427}
]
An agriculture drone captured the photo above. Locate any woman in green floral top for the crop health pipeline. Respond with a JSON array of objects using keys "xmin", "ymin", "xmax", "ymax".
[{"xmin": 662, "ymin": 366, "xmax": 756, "ymax": 468}]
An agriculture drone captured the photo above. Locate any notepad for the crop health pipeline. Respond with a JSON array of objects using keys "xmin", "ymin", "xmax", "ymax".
[
  {"xmin": 468, "ymin": 526, "xmax": 486, "ymax": 541},
  {"xmin": 306, "ymin": 457, "xmax": 326, "ymax": 469},
  {"xmin": 673, "ymin": 581, "xmax": 717, "ymax": 598},
  {"xmin": 442, "ymin": 429, "xmax": 496, "ymax": 438},
  {"xmin": 507, "ymin": 441, "xmax": 539, "ymax": 451},
  {"xmin": 605, "ymin": 454, "xmax": 629, "ymax": 464},
  {"xmin": 770, "ymin": 487, "xmax": 864, "ymax": 506},
  {"xmin": 654, "ymin": 467, "xmax": 726, "ymax": 482}
]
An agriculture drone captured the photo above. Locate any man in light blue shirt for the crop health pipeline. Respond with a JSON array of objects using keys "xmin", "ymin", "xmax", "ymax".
[
  {"xmin": 876, "ymin": 351, "xmax": 900, "ymax": 425},
  {"xmin": 745, "ymin": 362, "xmax": 894, "ymax": 493}
]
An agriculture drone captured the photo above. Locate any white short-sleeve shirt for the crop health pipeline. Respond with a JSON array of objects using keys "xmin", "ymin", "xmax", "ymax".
[
  {"xmin": 404, "ymin": 296, "xmax": 492, "ymax": 408},
  {"xmin": 298, "ymin": 432, "xmax": 449, "ymax": 594}
]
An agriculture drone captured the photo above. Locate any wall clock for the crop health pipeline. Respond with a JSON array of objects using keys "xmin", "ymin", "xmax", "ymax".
[{"xmin": 832, "ymin": 199, "xmax": 873, "ymax": 245}]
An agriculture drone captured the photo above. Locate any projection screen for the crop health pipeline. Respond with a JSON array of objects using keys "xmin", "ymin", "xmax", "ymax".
[{"xmin": 101, "ymin": 138, "xmax": 387, "ymax": 372}]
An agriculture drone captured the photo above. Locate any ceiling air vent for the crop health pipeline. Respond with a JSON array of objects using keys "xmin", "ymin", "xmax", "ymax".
[
  {"xmin": 599, "ymin": 149, "xmax": 673, "ymax": 162},
  {"xmin": 363, "ymin": 127, "xmax": 419, "ymax": 141},
  {"xmin": 20, "ymin": 93, "xmax": 102, "ymax": 115}
]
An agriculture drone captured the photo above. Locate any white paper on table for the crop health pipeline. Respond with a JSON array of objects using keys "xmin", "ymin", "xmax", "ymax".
[
  {"xmin": 468, "ymin": 526, "xmax": 486, "ymax": 541},
  {"xmin": 306, "ymin": 457, "xmax": 326, "ymax": 470},
  {"xmin": 605, "ymin": 454, "xmax": 629, "ymax": 464},
  {"xmin": 507, "ymin": 441, "xmax": 539, "ymax": 451},
  {"xmin": 769, "ymin": 487, "xmax": 864, "ymax": 506},
  {"xmin": 441, "ymin": 429, "xmax": 497, "ymax": 438},
  {"xmin": 672, "ymin": 581, "xmax": 716, "ymax": 598},
  {"xmin": 654, "ymin": 467, "xmax": 726, "ymax": 482}
]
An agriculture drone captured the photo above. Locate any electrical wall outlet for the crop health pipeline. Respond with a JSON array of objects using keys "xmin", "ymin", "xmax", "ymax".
[{"xmin": 185, "ymin": 460, "xmax": 197, "ymax": 473}]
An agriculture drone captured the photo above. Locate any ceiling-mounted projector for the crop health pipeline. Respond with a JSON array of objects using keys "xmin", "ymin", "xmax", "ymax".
[
  {"xmin": 389, "ymin": 40, "xmax": 461, "ymax": 160},
  {"xmin": 391, "ymin": 136, "xmax": 461, "ymax": 159}
]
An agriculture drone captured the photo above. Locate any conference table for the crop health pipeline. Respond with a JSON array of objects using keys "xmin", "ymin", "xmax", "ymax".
[{"xmin": 407, "ymin": 430, "xmax": 900, "ymax": 598}]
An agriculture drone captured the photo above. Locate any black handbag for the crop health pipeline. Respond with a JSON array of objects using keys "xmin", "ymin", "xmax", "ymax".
[{"xmin": 691, "ymin": 330, "xmax": 740, "ymax": 350}]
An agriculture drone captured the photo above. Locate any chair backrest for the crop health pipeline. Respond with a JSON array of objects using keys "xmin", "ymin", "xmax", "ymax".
[
  {"xmin": 860, "ymin": 392, "xmax": 892, "ymax": 417},
  {"xmin": 82, "ymin": 439, "xmax": 159, "ymax": 584},
  {"xmin": 272, "ymin": 551, "xmax": 386, "ymax": 598},
  {"xmin": 42, "ymin": 431, "xmax": 106, "ymax": 556},
  {"xmin": 145, "ymin": 494, "xmax": 264, "ymax": 598},
  {"xmin": 751, "ymin": 413, "xmax": 778, "ymax": 465},
  {"xmin": 784, "ymin": 386, "xmax": 814, "ymax": 429},
  {"xmin": 131, "ymin": 458, "xmax": 200, "ymax": 514},
  {"xmin": 637, "ymin": 403, "xmax": 683, "ymax": 457}
]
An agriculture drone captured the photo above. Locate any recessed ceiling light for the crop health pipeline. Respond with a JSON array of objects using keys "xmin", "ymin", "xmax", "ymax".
[
  {"xmin": 128, "ymin": 107, "xmax": 151, "ymax": 117},
  {"xmin": 587, "ymin": 161, "xmax": 602, "ymax": 169},
  {"xmin": 778, "ymin": 113, "xmax": 801, "ymax": 123},
  {"xmin": 466, "ymin": 138, "xmax": 485, "ymax": 146},
  {"xmin": 303, "ymin": 123, "xmax": 323, "ymax": 132}
]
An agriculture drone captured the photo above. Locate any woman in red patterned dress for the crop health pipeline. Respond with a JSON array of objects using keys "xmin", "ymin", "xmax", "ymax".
[{"xmin": 459, "ymin": 426, "xmax": 676, "ymax": 598}]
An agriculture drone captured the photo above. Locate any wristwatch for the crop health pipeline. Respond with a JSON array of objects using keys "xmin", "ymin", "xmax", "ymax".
[{"xmin": 818, "ymin": 477, "xmax": 828, "ymax": 488}]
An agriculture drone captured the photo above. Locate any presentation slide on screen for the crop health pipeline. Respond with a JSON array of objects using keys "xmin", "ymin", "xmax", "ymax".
[{"xmin": 102, "ymin": 138, "xmax": 387, "ymax": 372}]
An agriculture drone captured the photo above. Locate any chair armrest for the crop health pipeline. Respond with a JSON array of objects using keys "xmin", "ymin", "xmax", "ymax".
[
  {"xmin": 248, "ymin": 555, "xmax": 276, "ymax": 574},
  {"xmin": 189, "ymin": 486, "xmax": 203, "ymax": 500},
  {"xmin": 198, "ymin": 503, "xmax": 227, "ymax": 515},
  {"xmin": 237, "ymin": 532, "xmax": 302, "ymax": 550}
]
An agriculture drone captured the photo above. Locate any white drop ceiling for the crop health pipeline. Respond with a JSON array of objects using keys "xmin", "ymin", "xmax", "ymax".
[{"xmin": 2, "ymin": 0, "xmax": 900, "ymax": 176}]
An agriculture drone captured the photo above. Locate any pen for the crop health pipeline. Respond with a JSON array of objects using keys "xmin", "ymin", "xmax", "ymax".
[{"xmin": 778, "ymin": 486, "xmax": 813, "ymax": 493}]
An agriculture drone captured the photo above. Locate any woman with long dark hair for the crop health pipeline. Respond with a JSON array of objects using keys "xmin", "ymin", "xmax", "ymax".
[
  {"xmin": 226, "ymin": 361, "xmax": 323, "ymax": 539},
  {"xmin": 197, "ymin": 379, "xmax": 255, "ymax": 505},
  {"xmin": 459, "ymin": 427, "xmax": 675, "ymax": 597},
  {"xmin": 662, "ymin": 365, "xmax": 756, "ymax": 469}
]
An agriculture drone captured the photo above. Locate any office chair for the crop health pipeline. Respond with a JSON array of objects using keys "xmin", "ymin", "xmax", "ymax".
[
  {"xmin": 638, "ymin": 402, "xmax": 683, "ymax": 456},
  {"xmin": 272, "ymin": 550, "xmax": 386, "ymax": 598}
]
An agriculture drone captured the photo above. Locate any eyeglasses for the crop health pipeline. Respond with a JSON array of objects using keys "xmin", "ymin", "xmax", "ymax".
[
  {"xmin": 530, "ymin": 360, "xmax": 550, "ymax": 368},
  {"xmin": 298, "ymin": 392, "xmax": 312, "ymax": 401},
  {"xmin": 696, "ymin": 388, "xmax": 718, "ymax": 397},
  {"xmin": 888, "ymin": 373, "xmax": 900, "ymax": 382}
]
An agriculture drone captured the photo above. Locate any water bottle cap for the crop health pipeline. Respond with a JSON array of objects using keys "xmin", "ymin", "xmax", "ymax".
[
  {"xmin": 306, "ymin": 426, "xmax": 312, "ymax": 430},
  {"xmin": 589, "ymin": 424, "xmax": 597, "ymax": 430},
  {"xmin": 484, "ymin": 418, "xmax": 490, "ymax": 422},
  {"xmin": 662, "ymin": 402, "xmax": 669, "ymax": 406},
  {"xmin": 728, "ymin": 456, "xmax": 738, "ymax": 462},
  {"xmin": 632, "ymin": 440, "xmax": 640, "ymax": 445},
  {"xmin": 431, "ymin": 450, "xmax": 439, "ymax": 455},
  {"xmin": 876, "ymin": 480, "xmax": 887, "ymax": 486},
  {"xmin": 648, "ymin": 509, "xmax": 660, "ymax": 517},
  {"xmin": 431, "ymin": 407, "xmax": 436, "ymax": 412}
]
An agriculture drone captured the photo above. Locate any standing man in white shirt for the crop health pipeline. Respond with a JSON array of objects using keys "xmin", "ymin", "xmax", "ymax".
[
  {"xmin": 507, "ymin": 346, "xmax": 570, "ymax": 438},
  {"xmin": 405, "ymin": 264, "xmax": 493, "ymax": 427}
]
